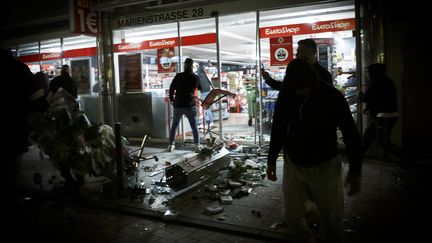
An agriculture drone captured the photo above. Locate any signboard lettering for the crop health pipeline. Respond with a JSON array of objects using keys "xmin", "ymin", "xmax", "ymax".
[
  {"xmin": 70, "ymin": 0, "xmax": 100, "ymax": 36},
  {"xmin": 116, "ymin": 7, "xmax": 207, "ymax": 28}
]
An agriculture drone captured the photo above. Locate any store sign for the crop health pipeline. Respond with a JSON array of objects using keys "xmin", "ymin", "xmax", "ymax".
[
  {"xmin": 314, "ymin": 38, "xmax": 334, "ymax": 45},
  {"xmin": 70, "ymin": 0, "xmax": 100, "ymax": 36},
  {"xmin": 18, "ymin": 47, "xmax": 97, "ymax": 63},
  {"xmin": 260, "ymin": 18, "xmax": 355, "ymax": 38},
  {"xmin": 182, "ymin": 33, "xmax": 216, "ymax": 46},
  {"xmin": 113, "ymin": 33, "xmax": 216, "ymax": 52},
  {"xmin": 270, "ymin": 36, "xmax": 293, "ymax": 67},
  {"xmin": 63, "ymin": 47, "xmax": 97, "ymax": 58},
  {"xmin": 70, "ymin": 59, "xmax": 91, "ymax": 94},
  {"xmin": 19, "ymin": 54, "xmax": 40, "ymax": 63},
  {"xmin": 157, "ymin": 48, "xmax": 176, "ymax": 73},
  {"xmin": 115, "ymin": 7, "xmax": 208, "ymax": 28},
  {"xmin": 114, "ymin": 37, "xmax": 178, "ymax": 52},
  {"xmin": 118, "ymin": 53, "xmax": 142, "ymax": 92},
  {"xmin": 41, "ymin": 52, "xmax": 62, "ymax": 61}
]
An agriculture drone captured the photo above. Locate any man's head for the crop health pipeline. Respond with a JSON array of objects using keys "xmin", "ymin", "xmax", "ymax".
[
  {"xmin": 284, "ymin": 58, "xmax": 318, "ymax": 95},
  {"xmin": 184, "ymin": 58, "xmax": 193, "ymax": 71},
  {"xmin": 366, "ymin": 63, "xmax": 386, "ymax": 80},
  {"xmin": 61, "ymin": 65, "xmax": 70, "ymax": 75},
  {"xmin": 296, "ymin": 39, "xmax": 317, "ymax": 64}
]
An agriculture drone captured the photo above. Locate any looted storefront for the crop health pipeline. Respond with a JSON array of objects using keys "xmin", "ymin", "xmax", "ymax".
[
  {"xmin": 2, "ymin": 0, "xmax": 361, "ymax": 239},
  {"xmin": 110, "ymin": 0, "xmax": 358, "ymax": 144},
  {"xmin": 84, "ymin": 0, "xmax": 360, "ymax": 237}
]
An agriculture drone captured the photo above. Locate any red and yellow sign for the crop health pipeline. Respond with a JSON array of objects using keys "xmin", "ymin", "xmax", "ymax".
[
  {"xmin": 70, "ymin": 0, "xmax": 100, "ymax": 36},
  {"xmin": 157, "ymin": 47, "xmax": 176, "ymax": 73},
  {"xmin": 113, "ymin": 33, "xmax": 216, "ymax": 52},
  {"xmin": 270, "ymin": 36, "xmax": 293, "ymax": 67},
  {"xmin": 260, "ymin": 18, "xmax": 355, "ymax": 39}
]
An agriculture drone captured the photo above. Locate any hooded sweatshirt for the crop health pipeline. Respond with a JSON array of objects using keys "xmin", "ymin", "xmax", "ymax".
[{"xmin": 267, "ymin": 58, "xmax": 363, "ymax": 175}]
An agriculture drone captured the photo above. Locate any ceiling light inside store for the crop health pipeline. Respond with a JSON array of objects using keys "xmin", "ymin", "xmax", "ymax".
[
  {"xmin": 182, "ymin": 46, "xmax": 256, "ymax": 60},
  {"xmin": 220, "ymin": 30, "xmax": 255, "ymax": 44},
  {"xmin": 260, "ymin": 5, "xmax": 354, "ymax": 21}
]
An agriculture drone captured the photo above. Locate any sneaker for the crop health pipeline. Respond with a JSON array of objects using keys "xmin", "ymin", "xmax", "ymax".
[
  {"xmin": 194, "ymin": 144, "xmax": 202, "ymax": 153},
  {"xmin": 167, "ymin": 144, "xmax": 175, "ymax": 152}
]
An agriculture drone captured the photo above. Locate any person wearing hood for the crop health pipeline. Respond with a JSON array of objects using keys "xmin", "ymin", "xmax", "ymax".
[
  {"xmin": 265, "ymin": 58, "xmax": 362, "ymax": 243},
  {"xmin": 359, "ymin": 63, "xmax": 410, "ymax": 163}
]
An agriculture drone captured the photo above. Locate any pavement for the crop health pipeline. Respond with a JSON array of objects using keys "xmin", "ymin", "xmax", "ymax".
[{"xmin": 13, "ymin": 144, "xmax": 432, "ymax": 243}]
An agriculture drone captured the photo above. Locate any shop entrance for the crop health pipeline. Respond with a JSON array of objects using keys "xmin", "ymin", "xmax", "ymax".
[{"xmin": 109, "ymin": 1, "xmax": 357, "ymax": 146}]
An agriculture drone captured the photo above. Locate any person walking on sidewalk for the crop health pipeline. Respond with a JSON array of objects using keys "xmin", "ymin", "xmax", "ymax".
[
  {"xmin": 266, "ymin": 58, "xmax": 363, "ymax": 243},
  {"xmin": 168, "ymin": 58, "xmax": 202, "ymax": 152}
]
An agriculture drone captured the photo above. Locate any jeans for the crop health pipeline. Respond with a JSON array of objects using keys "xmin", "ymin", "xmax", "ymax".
[
  {"xmin": 282, "ymin": 156, "xmax": 344, "ymax": 243},
  {"xmin": 169, "ymin": 106, "xmax": 200, "ymax": 145},
  {"xmin": 201, "ymin": 92, "xmax": 214, "ymax": 125},
  {"xmin": 362, "ymin": 117, "xmax": 409, "ymax": 161}
]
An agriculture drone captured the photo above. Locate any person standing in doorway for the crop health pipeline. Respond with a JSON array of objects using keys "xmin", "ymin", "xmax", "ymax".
[
  {"xmin": 359, "ymin": 63, "xmax": 410, "ymax": 163},
  {"xmin": 263, "ymin": 38, "xmax": 333, "ymax": 90},
  {"xmin": 265, "ymin": 58, "xmax": 362, "ymax": 243},
  {"xmin": 49, "ymin": 64, "xmax": 78, "ymax": 98},
  {"xmin": 168, "ymin": 58, "xmax": 202, "ymax": 152}
]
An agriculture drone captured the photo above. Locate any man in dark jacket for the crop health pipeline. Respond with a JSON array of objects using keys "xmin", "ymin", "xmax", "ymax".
[
  {"xmin": 359, "ymin": 63, "xmax": 409, "ymax": 161},
  {"xmin": 1, "ymin": 48, "xmax": 48, "ymax": 235},
  {"xmin": 263, "ymin": 38, "xmax": 333, "ymax": 90},
  {"xmin": 265, "ymin": 58, "xmax": 362, "ymax": 243},
  {"xmin": 49, "ymin": 64, "xmax": 78, "ymax": 98},
  {"xmin": 168, "ymin": 58, "xmax": 202, "ymax": 152}
]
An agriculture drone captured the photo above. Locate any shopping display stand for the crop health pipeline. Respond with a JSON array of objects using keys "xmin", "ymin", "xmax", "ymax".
[{"xmin": 201, "ymin": 88, "xmax": 236, "ymax": 140}]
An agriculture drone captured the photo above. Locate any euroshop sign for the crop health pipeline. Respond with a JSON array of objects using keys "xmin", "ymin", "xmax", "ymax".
[{"xmin": 260, "ymin": 18, "xmax": 355, "ymax": 38}]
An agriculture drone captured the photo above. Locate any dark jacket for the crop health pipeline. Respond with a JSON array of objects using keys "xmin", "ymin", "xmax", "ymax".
[
  {"xmin": 313, "ymin": 62, "xmax": 333, "ymax": 85},
  {"xmin": 267, "ymin": 59, "xmax": 362, "ymax": 176},
  {"xmin": 359, "ymin": 77, "xmax": 398, "ymax": 118},
  {"xmin": 50, "ymin": 73, "xmax": 78, "ymax": 98},
  {"xmin": 265, "ymin": 61, "xmax": 333, "ymax": 90},
  {"xmin": 169, "ymin": 70, "xmax": 202, "ymax": 108},
  {"xmin": 1, "ymin": 49, "xmax": 48, "ymax": 155}
]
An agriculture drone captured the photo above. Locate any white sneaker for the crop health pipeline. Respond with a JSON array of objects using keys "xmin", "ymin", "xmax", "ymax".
[
  {"xmin": 168, "ymin": 144, "xmax": 175, "ymax": 152},
  {"xmin": 194, "ymin": 144, "xmax": 202, "ymax": 153}
]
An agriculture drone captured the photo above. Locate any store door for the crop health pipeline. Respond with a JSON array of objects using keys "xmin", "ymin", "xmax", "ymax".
[
  {"xmin": 219, "ymin": 12, "xmax": 258, "ymax": 143},
  {"xmin": 179, "ymin": 18, "xmax": 219, "ymax": 142}
]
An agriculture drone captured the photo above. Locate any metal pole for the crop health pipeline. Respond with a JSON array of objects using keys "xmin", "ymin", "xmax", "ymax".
[
  {"xmin": 215, "ymin": 12, "xmax": 223, "ymax": 139},
  {"xmin": 37, "ymin": 41, "xmax": 41, "ymax": 72},
  {"xmin": 354, "ymin": 0, "xmax": 363, "ymax": 134},
  {"xmin": 114, "ymin": 122, "xmax": 124, "ymax": 197},
  {"xmin": 97, "ymin": 11, "xmax": 116, "ymax": 126},
  {"xmin": 60, "ymin": 37, "xmax": 64, "ymax": 66},
  {"xmin": 256, "ymin": 11, "xmax": 263, "ymax": 146},
  {"xmin": 177, "ymin": 21, "xmax": 185, "ymax": 142}
]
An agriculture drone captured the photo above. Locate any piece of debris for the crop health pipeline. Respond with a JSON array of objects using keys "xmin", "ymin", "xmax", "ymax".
[
  {"xmin": 228, "ymin": 180, "xmax": 242, "ymax": 188},
  {"xmin": 148, "ymin": 196, "xmax": 155, "ymax": 205},
  {"xmin": 220, "ymin": 195, "xmax": 233, "ymax": 205},
  {"xmin": 217, "ymin": 214, "xmax": 228, "ymax": 221},
  {"xmin": 204, "ymin": 206, "xmax": 224, "ymax": 215},
  {"xmin": 163, "ymin": 209, "xmax": 178, "ymax": 220},
  {"xmin": 251, "ymin": 209, "xmax": 261, "ymax": 217},
  {"xmin": 220, "ymin": 189, "xmax": 230, "ymax": 196},
  {"xmin": 270, "ymin": 222, "xmax": 281, "ymax": 229},
  {"xmin": 244, "ymin": 159, "xmax": 259, "ymax": 168}
]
